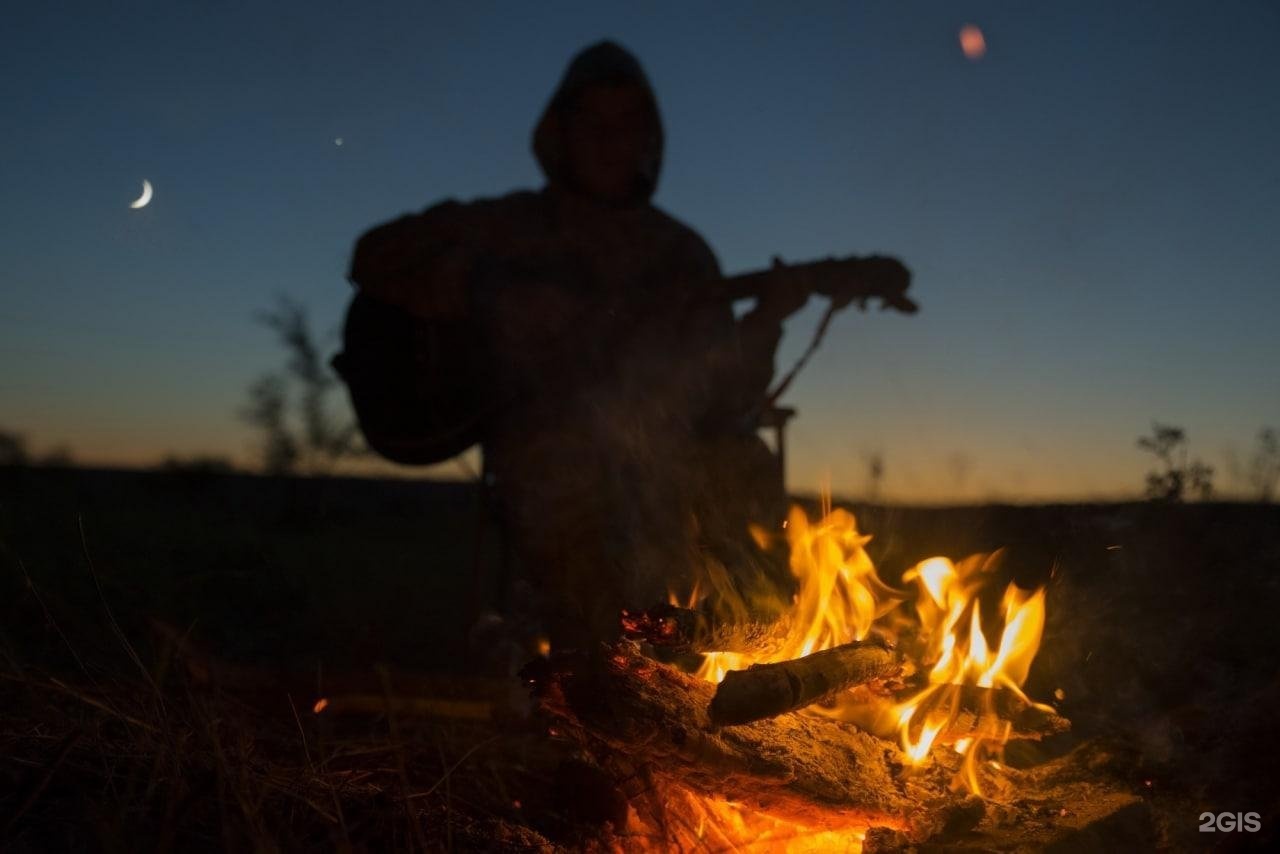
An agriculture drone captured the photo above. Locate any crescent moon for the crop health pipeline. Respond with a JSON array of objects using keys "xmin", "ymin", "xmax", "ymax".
[{"xmin": 129, "ymin": 180, "xmax": 153, "ymax": 209}]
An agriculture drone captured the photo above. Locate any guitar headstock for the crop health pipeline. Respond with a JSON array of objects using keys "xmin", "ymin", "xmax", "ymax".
[{"xmin": 807, "ymin": 254, "xmax": 918, "ymax": 314}]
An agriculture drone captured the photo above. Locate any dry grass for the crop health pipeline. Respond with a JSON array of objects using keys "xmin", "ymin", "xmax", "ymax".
[
  {"xmin": 0, "ymin": 664, "xmax": 570, "ymax": 852},
  {"xmin": 0, "ymin": 571, "xmax": 567, "ymax": 853}
]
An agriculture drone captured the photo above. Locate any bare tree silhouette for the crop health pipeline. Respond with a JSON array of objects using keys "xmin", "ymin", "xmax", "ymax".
[{"xmin": 241, "ymin": 297, "xmax": 365, "ymax": 475}]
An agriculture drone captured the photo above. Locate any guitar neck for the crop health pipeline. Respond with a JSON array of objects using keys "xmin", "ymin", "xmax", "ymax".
[
  {"xmin": 716, "ymin": 256, "xmax": 917, "ymax": 315},
  {"xmin": 719, "ymin": 267, "xmax": 795, "ymax": 303},
  {"xmin": 717, "ymin": 258, "xmax": 851, "ymax": 302}
]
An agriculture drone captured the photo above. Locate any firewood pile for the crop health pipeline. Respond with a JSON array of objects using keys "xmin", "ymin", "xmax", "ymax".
[{"xmin": 525, "ymin": 639, "xmax": 1150, "ymax": 850}]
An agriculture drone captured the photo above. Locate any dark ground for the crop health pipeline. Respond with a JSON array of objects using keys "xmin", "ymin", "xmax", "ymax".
[{"xmin": 2, "ymin": 465, "xmax": 1278, "ymax": 850}]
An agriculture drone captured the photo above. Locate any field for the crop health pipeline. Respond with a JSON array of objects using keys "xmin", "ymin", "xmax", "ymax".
[{"xmin": 2, "ymin": 466, "xmax": 1278, "ymax": 850}]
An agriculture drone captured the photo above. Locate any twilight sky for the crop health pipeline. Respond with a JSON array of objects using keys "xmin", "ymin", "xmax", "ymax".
[{"xmin": 3, "ymin": 1, "xmax": 1278, "ymax": 502}]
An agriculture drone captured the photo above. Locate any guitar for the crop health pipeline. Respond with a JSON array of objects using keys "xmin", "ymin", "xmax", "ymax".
[{"xmin": 332, "ymin": 254, "xmax": 917, "ymax": 465}]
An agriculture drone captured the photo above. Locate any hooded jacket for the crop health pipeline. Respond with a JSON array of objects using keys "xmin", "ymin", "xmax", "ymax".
[{"xmin": 532, "ymin": 39, "xmax": 664, "ymax": 206}]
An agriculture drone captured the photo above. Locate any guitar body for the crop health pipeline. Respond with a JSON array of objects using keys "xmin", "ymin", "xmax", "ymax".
[{"xmin": 332, "ymin": 292, "xmax": 494, "ymax": 464}]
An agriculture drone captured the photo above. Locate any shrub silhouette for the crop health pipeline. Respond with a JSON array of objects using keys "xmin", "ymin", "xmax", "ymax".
[{"xmin": 1137, "ymin": 422, "xmax": 1214, "ymax": 502}]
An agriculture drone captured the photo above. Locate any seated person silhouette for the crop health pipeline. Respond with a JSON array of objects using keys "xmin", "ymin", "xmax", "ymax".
[{"xmin": 341, "ymin": 41, "xmax": 826, "ymax": 650}]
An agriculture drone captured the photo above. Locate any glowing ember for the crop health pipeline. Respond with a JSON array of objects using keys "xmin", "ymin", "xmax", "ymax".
[
  {"xmin": 635, "ymin": 781, "xmax": 870, "ymax": 853},
  {"xmin": 959, "ymin": 24, "xmax": 987, "ymax": 60}
]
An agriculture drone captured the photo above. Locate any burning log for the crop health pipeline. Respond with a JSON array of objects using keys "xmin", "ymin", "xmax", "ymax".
[{"xmin": 708, "ymin": 638, "xmax": 902, "ymax": 726}]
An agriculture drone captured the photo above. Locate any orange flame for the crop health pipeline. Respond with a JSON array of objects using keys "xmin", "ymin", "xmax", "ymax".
[
  {"xmin": 893, "ymin": 554, "xmax": 1050, "ymax": 794},
  {"xmin": 695, "ymin": 505, "xmax": 899, "ymax": 683},
  {"xmin": 682, "ymin": 504, "xmax": 1051, "ymax": 798}
]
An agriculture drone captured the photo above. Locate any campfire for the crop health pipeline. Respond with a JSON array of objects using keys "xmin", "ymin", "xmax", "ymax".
[{"xmin": 526, "ymin": 499, "xmax": 1146, "ymax": 851}]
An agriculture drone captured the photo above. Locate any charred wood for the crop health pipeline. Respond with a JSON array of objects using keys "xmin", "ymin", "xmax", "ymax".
[{"xmin": 708, "ymin": 639, "xmax": 902, "ymax": 726}]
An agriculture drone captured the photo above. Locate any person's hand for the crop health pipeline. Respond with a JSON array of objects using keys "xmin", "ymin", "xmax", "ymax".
[{"xmin": 752, "ymin": 256, "xmax": 811, "ymax": 319}]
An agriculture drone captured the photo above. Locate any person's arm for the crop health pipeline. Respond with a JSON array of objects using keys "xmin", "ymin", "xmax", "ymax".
[
  {"xmin": 733, "ymin": 264, "xmax": 812, "ymax": 400},
  {"xmin": 674, "ymin": 238, "xmax": 807, "ymax": 433}
]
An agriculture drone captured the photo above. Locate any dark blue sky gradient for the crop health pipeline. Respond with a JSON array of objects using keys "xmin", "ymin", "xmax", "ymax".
[{"xmin": 3, "ymin": 1, "xmax": 1278, "ymax": 500}]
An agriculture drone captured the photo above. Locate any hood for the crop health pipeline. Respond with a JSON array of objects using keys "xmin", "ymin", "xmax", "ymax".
[{"xmin": 532, "ymin": 40, "xmax": 664, "ymax": 206}]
